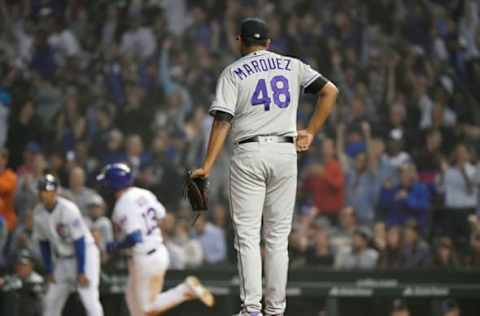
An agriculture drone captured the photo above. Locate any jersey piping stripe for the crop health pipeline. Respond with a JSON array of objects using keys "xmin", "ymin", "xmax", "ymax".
[
  {"xmin": 302, "ymin": 73, "xmax": 321, "ymax": 88},
  {"xmin": 209, "ymin": 105, "xmax": 235, "ymax": 116},
  {"xmin": 228, "ymin": 168, "xmax": 247, "ymax": 308}
]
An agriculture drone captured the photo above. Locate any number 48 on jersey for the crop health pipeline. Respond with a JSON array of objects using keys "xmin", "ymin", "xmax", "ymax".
[{"xmin": 251, "ymin": 75, "xmax": 291, "ymax": 111}]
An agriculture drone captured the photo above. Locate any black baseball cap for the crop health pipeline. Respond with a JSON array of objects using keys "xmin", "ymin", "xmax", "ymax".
[
  {"xmin": 37, "ymin": 174, "xmax": 59, "ymax": 192},
  {"xmin": 240, "ymin": 18, "xmax": 269, "ymax": 41}
]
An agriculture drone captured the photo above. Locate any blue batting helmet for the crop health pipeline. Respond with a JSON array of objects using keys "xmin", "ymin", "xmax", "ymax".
[{"xmin": 96, "ymin": 163, "xmax": 132, "ymax": 191}]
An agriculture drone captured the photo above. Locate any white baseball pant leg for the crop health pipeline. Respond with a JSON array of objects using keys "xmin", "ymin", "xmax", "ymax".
[
  {"xmin": 128, "ymin": 245, "xmax": 191, "ymax": 315},
  {"xmin": 43, "ymin": 267, "xmax": 72, "ymax": 316},
  {"xmin": 126, "ymin": 273, "xmax": 143, "ymax": 316},
  {"xmin": 229, "ymin": 142, "xmax": 297, "ymax": 314},
  {"xmin": 77, "ymin": 245, "xmax": 104, "ymax": 316}
]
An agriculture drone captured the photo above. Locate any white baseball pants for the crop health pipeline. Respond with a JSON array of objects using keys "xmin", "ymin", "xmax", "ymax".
[
  {"xmin": 126, "ymin": 244, "xmax": 191, "ymax": 316},
  {"xmin": 43, "ymin": 245, "xmax": 103, "ymax": 316}
]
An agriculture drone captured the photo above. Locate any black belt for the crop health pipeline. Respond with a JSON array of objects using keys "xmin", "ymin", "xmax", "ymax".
[
  {"xmin": 238, "ymin": 136, "xmax": 294, "ymax": 145},
  {"xmin": 147, "ymin": 248, "xmax": 157, "ymax": 255}
]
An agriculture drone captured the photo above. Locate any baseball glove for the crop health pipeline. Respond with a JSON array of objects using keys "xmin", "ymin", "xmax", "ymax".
[{"xmin": 185, "ymin": 169, "xmax": 209, "ymax": 216}]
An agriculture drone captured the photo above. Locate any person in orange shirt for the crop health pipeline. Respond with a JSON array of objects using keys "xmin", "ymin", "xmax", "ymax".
[{"xmin": 0, "ymin": 148, "xmax": 17, "ymax": 231}]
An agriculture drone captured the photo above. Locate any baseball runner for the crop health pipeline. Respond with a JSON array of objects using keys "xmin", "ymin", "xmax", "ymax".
[
  {"xmin": 33, "ymin": 174, "xmax": 104, "ymax": 316},
  {"xmin": 191, "ymin": 18, "xmax": 338, "ymax": 316},
  {"xmin": 96, "ymin": 163, "xmax": 214, "ymax": 316}
]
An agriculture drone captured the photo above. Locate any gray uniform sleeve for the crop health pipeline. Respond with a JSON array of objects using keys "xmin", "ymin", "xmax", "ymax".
[
  {"xmin": 209, "ymin": 69, "xmax": 238, "ymax": 116},
  {"xmin": 298, "ymin": 60, "xmax": 326, "ymax": 89}
]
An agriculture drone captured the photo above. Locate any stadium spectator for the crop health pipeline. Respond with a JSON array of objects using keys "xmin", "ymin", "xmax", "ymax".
[
  {"xmin": 0, "ymin": 250, "xmax": 44, "ymax": 316},
  {"xmin": 121, "ymin": 134, "xmax": 151, "ymax": 178},
  {"xmin": 379, "ymin": 164, "xmax": 431, "ymax": 235},
  {"xmin": 384, "ymin": 130, "xmax": 411, "ymax": 171},
  {"xmin": 368, "ymin": 137, "xmax": 396, "ymax": 189},
  {"xmin": 63, "ymin": 166, "xmax": 97, "ymax": 215},
  {"xmin": 303, "ymin": 138, "xmax": 345, "ymax": 223},
  {"xmin": 402, "ymin": 221, "xmax": 432, "ymax": 268},
  {"xmin": 91, "ymin": 106, "xmax": 117, "ymax": 163},
  {"xmin": 0, "ymin": 216, "xmax": 7, "ymax": 267},
  {"xmin": 335, "ymin": 227, "xmax": 378, "ymax": 270},
  {"xmin": 306, "ymin": 229, "xmax": 334, "ymax": 268},
  {"xmin": 99, "ymin": 129, "xmax": 125, "ymax": 166},
  {"xmin": 0, "ymin": 69, "xmax": 12, "ymax": 149},
  {"xmin": 5, "ymin": 98, "xmax": 44, "ymax": 170},
  {"xmin": 161, "ymin": 212, "xmax": 187, "ymax": 270},
  {"xmin": 0, "ymin": 148, "xmax": 16, "ymax": 231},
  {"xmin": 48, "ymin": 17, "xmax": 81, "ymax": 65},
  {"xmin": 6, "ymin": 210, "xmax": 39, "ymax": 265},
  {"xmin": 439, "ymin": 143, "xmax": 478, "ymax": 247},
  {"xmin": 212, "ymin": 204, "xmax": 227, "ymax": 229},
  {"xmin": 338, "ymin": 122, "xmax": 380, "ymax": 225},
  {"xmin": 414, "ymin": 129, "xmax": 444, "ymax": 186},
  {"xmin": 441, "ymin": 299, "xmax": 461, "ymax": 316},
  {"xmin": 83, "ymin": 194, "xmax": 113, "ymax": 264},
  {"xmin": 378, "ymin": 226, "xmax": 404, "ymax": 269},
  {"xmin": 390, "ymin": 299, "xmax": 410, "ymax": 316},
  {"xmin": 54, "ymin": 88, "xmax": 86, "ymax": 152},
  {"xmin": 14, "ymin": 150, "xmax": 46, "ymax": 219},
  {"xmin": 137, "ymin": 131, "xmax": 183, "ymax": 210},
  {"xmin": 432, "ymin": 237, "xmax": 460, "ymax": 270},
  {"xmin": 373, "ymin": 221, "xmax": 387, "ymax": 252},
  {"xmin": 119, "ymin": 17, "xmax": 156, "ymax": 61},
  {"xmin": 330, "ymin": 206, "xmax": 358, "ymax": 255},
  {"xmin": 46, "ymin": 150, "xmax": 68, "ymax": 185},
  {"xmin": 116, "ymin": 84, "xmax": 153, "ymax": 141},
  {"xmin": 428, "ymin": 102, "xmax": 458, "ymax": 154},
  {"xmin": 173, "ymin": 220, "xmax": 203, "ymax": 269},
  {"xmin": 465, "ymin": 230, "xmax": 480, "ymax": 268},
  {"xmin": 288, "ymin": 223, "xmax": 308, "ymax": 268},
  {"xmin": 193, "ymin": 215, "xmax": 227, "ymax": 265}
]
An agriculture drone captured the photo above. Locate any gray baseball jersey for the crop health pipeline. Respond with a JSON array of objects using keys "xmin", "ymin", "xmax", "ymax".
[
  {"xmin": 211, "ymin": 49, "xmax": 328, "ymax": 315},
  {"xmin": 209, "ymin": 49, "xmax": 323, "ymax": 142}
]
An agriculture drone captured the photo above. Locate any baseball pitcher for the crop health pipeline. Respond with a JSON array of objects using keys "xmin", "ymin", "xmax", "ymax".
[
  {"xmin": 97, "ymin": 163, "xmax": 214, "ymax": 316},
  {"xmin": 192, "ymin": 17, "xmax": 338, "ymax": 316},
  {"xmin": 33, "ymin": 174, "xmax": 104, "ymax": 316}
]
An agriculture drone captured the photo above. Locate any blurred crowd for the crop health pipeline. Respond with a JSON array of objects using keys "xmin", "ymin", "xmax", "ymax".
[{"xmin": 1, "ymin": 0, "xmax": 480, "ymax": 291}]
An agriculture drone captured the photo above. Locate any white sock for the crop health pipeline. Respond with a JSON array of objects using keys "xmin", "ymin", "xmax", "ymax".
[{"xmin": 148, "ymin": 283, "xmax": 190, "ymax": 313}]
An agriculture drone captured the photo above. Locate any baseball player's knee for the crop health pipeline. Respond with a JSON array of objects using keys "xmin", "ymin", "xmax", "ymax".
[
  {"xmin": 264, "ymin": 240, "xmax": 289, "ymax": 252},
  {"xmin": 140, "ymin": 303, "xmax": 155, "ymax": 315}
]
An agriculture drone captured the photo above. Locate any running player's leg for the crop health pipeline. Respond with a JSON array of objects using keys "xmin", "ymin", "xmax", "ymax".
[
  {"xmin": 230, "ymin": 143, "xmax": 267, "ymax": 313},
  {"xmin": 126, "ymin": 272, "xmax": 143, "ymax": 316},
  {"xmin": 77, "ymin": 246, "xmax": 104, "ymax": 316},
  {"xmin": 44, "ymin": 282, "xmax": 71, "ymax": 316},
  {"xmin": 143, "ymin": 270, "xmax": 190, "ymax": 314},
  {"xmin": 133, "ymin": 247, "xmax": 212, "ymax": 314},
  {"xmin": 262, "ymin": 144, "xmax": 297, "ymax": 316}
]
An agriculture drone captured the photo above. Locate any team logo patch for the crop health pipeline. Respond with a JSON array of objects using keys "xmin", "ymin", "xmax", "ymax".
[{"xmin": 56, "ymin": 223, "xmax": 70, "ymax": 238}]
